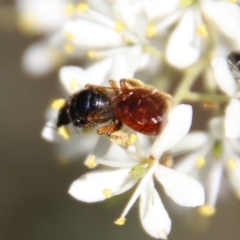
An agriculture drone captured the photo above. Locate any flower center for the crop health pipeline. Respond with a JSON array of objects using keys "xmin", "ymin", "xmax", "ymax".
[{"xmin": 212, "ymin": 140, "xmax": 223, "ymax": 159}]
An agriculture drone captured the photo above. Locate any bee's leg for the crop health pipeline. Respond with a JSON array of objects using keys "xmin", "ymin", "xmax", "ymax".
[
  {"xmin": 120, "ymin": 78, "xmax": 145, "ymax": 90},
  {"xmin": 109, "ymin": 80, "xmax": 120, "ymax": 94},
  {"xmin": 97, "ymin": 120, "xmax": 122, "ymax": 136}
]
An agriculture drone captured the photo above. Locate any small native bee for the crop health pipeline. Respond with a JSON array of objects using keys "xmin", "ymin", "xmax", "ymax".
[
  {"xmin": 227, "ymin": 52, "xmax": 240, "ymax": 80},
  {"xmin": 57, "ymin": 78, "xmax": 173, "ymax": 136}
]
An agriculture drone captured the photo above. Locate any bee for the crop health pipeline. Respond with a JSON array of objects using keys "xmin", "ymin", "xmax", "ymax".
[
  {"xmin": 227, "ymin": 52, "xmax": 240, "ymax": 81},
  {"xmin": 57, "ymin": 78, "xmax": 173, "ymax": 136}
]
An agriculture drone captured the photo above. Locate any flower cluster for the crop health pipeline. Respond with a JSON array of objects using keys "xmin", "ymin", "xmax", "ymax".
[{"xmin": 17, "ymin": 0, "xmax": 240, "ymax": 239}]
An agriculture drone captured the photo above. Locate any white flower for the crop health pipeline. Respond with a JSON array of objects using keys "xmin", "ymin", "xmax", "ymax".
[
  {"xmin": 164, "ymin": 0, "xmax": 240, "ymax": 69},
  {"xmin": 19, "ymin": 0, "xmax": 167, "ymax": 78},
  {"xmin": 173, "ymin": 117, "xmax": 240, "ymax": 216},
  {"xmin": 211, "ymin": 55, "xmax": 240, "ymax": 139},
  {"xmin": 68, "ymin": 104, "xmax": 205, "ymax": 239}
]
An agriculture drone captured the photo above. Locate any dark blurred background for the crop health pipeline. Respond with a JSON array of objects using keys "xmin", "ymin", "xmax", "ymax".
[{"xmin": 1, "ymin": 9, "xmax": 240, "ymax": 240}]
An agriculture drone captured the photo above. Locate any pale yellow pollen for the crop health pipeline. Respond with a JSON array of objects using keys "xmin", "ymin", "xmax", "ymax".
[
  {"xmin": 64, "ymin": 43, "xmax": 74, "ymax": 54},
  {"xmin": 110, "ymin": 131, "xmax": 137, "ymax": 147},
  {"xmin": 228, "ymin": 0, "xmax": 238, "ymax": 3},
  {"xmin": 227, "ymin": 158, "xmax": 238, "ymax": 169},
  {"xmin": 147, "ymin": 24, "xmax": 157, "ymax": 38},
  {"xmin": 196, "ymin": 157, "xmax": 206, "ymax": 168},
  {"xmin": 65, "ymin": 3, "xmax": 75, "ymax": 16},
  {"xmin": 65, "ymin": 32, "xmax": 77, "ymax": 40},
  {"xmin": 87, "ymin": 50, "xmax": 98, "ymax": 59},
  {"xmin": 58, "ymin": 126, "xmax": 70, "ymax": 140},
  {"xmin": 127, "ymin": 134, "xmax": 138, "ymax": 146},
  {"xmin": 76, "ymin": 3, "xmax": 89, "ymax": 12},
  {"xmin": 197, "ymin": 24, "xmax": 208, "ymax": 36},
  {"xmin": 114, "ymin": 21, "xmax": 125, "ymax": 32},
  {"xmin": 51, "ymin": 99, "xmax": 66, "ymax": 109},
  {"xmin": 85, "ymin": 155, "xmax": 97, "ymax": 168},
  {"xmin": 102, "ymin": 189, "xmax": 113, "ymax": 198},
  {"xmin": 198, "ymin": 205, "xmax": 216, "ymax": 217},
  {"xmin": 69, "ymin": 78, "xmax": 79, "ymax": 91},
  {"xmin": 180, "ymin": 0, "xmax": 196, "ymax": 7},
  {"xmin": 114, "ymin": 218, "xmax": 126, "ymax": 225}
]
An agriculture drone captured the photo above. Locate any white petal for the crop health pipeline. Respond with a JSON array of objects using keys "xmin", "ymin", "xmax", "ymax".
[
  {"xmin": 208, "ymin": 117, "xmax": 224, "ymax": 139},
  {"xmin": 68, "ymin": 169, "xmax": 131, "ymax": 202},
  {"xmin": 139, "ymin": 182, "xmax": 171, "ymax": 239},
  {"xmin": 64, "ymin": 19, "xmax": 123, "ymax": 48},
  {"xmin": 202, "ymin": 1, "xmax": 240, "ymax": 40},
  {"xmin": 172, "ymin": 131, "xmax": 208, "ymax": 154},
  {"xmin": 225, "ymin": 99, "xmax": 240, "ymax": 139},
  {"xmin": 41, "ymin": 120, "xmax": 58, "ymax": 142},
  {"xmin": 86, "ymin": 58, "xmax": 113, "ymax": 85},
  {"xmin": 166, "ymin": 9, "xmax": 201, "ymax": 69},
  {"xmin": 59, "ymin": 66, "xmax": 89, "ymax": 94},
  {"xmin": 108, "ymin": 45, "xmax": 142, "ymax": 79},
  {"xmin": 211, "ymin": 56, "xmax": 237, "ymax": 96},
  {"xmin": 155, "ymin": 165, "xmax": 205, "ymax": 207},
  {"xmin": 17, "ymin": 0, "xmax": 67, "ymax": 34},
  {"xmin": 205, "ymin": 161, "xmax": 223, "ymax": 207},
  {"xmin": 22, "ymin": 42, "xmax": 60, "ymax": 76},
  {"xmin": 151, "ymin": 104, "xmax": 192, "ymax": 160},
  {"xmin": 225, "ymin": 156, "xmax": 240, "ymax": 194}
]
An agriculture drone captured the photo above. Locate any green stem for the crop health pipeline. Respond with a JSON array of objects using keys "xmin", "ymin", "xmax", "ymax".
[
  {"xmin": 184, "ymin": 91, "xmax": 229, "ymax": 103},
  {"xmin": 173, "ymin": 60, "xmax": 207, "ymax": 104}
]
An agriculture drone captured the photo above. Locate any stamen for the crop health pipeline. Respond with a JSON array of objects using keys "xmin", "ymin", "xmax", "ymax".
[
  {"xmin": 227, "ymin": 158, "xmax": 238, "ymax": 169},
  {"xmin": 65, "ymin": 32, "xmax": 77, "ymax": 40},
  {"xmin": 65, "ymin": 3, "xmax": 75, "ymax": 16},
  {"xmin": 64, "ymin": 43, "xmax": 74, "ymax": 54},
  {"xmin": 69, "ymin": 78, "xmax": 79, "ymax": 91},
  {"xmin": 85, "ymin": 155, "xmax": 98, "ymax": 168},
  {"xmin": 118, "ymin": 161, "xmax": 158, "ymax": 220},
  {"xmin": 147, "ymin": 24, "xmax": 157, "ymax": 38},
  {"xmin": 87, "ymin": 50, "xmax": 98, "ymax": 59},
  {"xmin": 102, "ymin": 189, "xmax": 113, "ymax": 198},
  {"xmin": 58, "ymin": 126, "xmax": 70, "ymax": 140},
  {"xmin": 198, "ymin": 205, "xmax": 216, "ymax": 217},
  {"xmin": 114, "ymin": 218, "xmax": 126, "ymax": 225},
  {"xmin": 197, "ymin": 24, "xmax": 208, "ymax": 36},
  {"xmin": 51, "ymin": 99, "xmax": 66, "ymax": 109},
  {"xmin": 196, "ymin": 157, "xmax": 205, "ymax": 168},
  {"xmin": 115, "ymin": 21, "xmax": 125, "ymax": 32},
  {"xmin": 76, "ymin": 3, "xmax": 89, "ymax": 12},
  {"xmin": 180, "ymin": 0, "xmax": 197, "ymax": 7}
]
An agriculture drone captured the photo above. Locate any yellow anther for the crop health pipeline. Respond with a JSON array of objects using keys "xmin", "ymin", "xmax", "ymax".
[
  {"xmin": 102, "ymin": 189, "xmax": 113, "ymax": 198},
  {"xmin": 69, "ymin": 78, "xmax": 79, "ymax": 91},
  {"xmin": 85, "ymin": 155, "xmax": 97, "ymax": 168},
  {"xmin": 227, "ymin": 159, "xmax": 238, "ymax": 169},
  {"xmin": 147, "ymin": 24, "xmax": 157, "ymax": 38},
  {"xmin": 180, "ymin": 0, "xmax": 197, "ymax": 7},
  {"xmin": 115, "ymin": 21, "xmax": 125, "ymax": 32},
  {"xmin": 65, "ymin": 3, "xmax": 75, "ymax": 15},
  {"xmin": 58, "ymin": 126, "xmax": 70, "ymax": 140},
  {"xmin": 64, "ymin": 43, "xmax": 74, "ymax": 54},
  {"xmin": 196, "ymin": 157, "xmax": 205, "ymax": 168},
  {"xmin": 114, "ymin": 218, "xmax": 126, "ymax": 225},
  {"xmin": 76, "ymin": 3, "xmax": 89, "ymax": 12},
  {"xmin": 51, "ymin": 99, "xmax": 66, "ymax": 109},
  {"xmin": 65, "ymin": 32, "xmax": 77, "ymax": 40},
  {"xmin": 87, "ymin": 50, "xmax": 97, "ymax": 59},
  {"xmin": 198, "ymin": 205, "xmax": 216, "ymax": 217},
  {"xmin": 229, "ymin": 0, "xmax": 238, "ymax": 3},
  {"xmin": 197, "ymin": 24, "xmax": 208, "ymax": 36}
]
